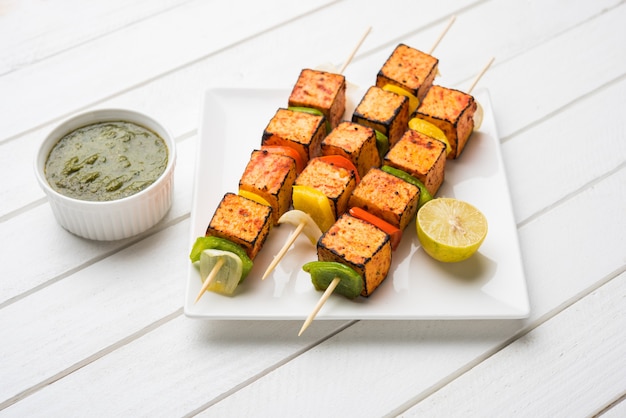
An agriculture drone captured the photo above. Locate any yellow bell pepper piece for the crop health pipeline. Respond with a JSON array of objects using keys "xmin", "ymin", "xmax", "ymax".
[{"xmin": 292, "ymin": 185, "xmax": 335, "ymax": 232}]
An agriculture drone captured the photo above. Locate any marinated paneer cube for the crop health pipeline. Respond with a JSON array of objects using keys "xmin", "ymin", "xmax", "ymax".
[
  {"xmin": 262, "ymin": 108, "xmax": 326, "ymax": 164},
  {"xmin": 294, "ymin": 157, "xmax": 357, "ymax": 220},
  {"xmin": 376, "ymin": 43, "xmax": 438, "ymax": 103},
  {"xmin": 205, "ymin": 193, "xmax": 273, "ymax": 260},
  {"xmin": 318, "ymin": 213, "xmax": 392, "ymax": 297},
  {"xmin": 414, "ymin": 85, "xmax": 477, "ymax": 159},
  {"xmin": 239, "ymin": 149, "xmax": 297, "ymax": 225},
  {"xmin": 383, "ymin": 129, "xmax": 446, "ymax": 196},
  {"xmin": 348, "ymin": 168, "xmax": 420, "ymax": 231},
  {"xmin": 288, "ymin": 69, "xmax": 346, "ymax": 129},
  {"xmin": 321, "ymin": 121, "xmax": 380, "ymax": 178},
  {"xmin": 352, "ymin": 86, "xmax": 409, "ymax": 147}
]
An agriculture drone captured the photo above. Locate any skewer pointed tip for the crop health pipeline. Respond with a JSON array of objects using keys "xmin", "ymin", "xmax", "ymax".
[{"xmin": 298, "ymin": 277, "xmax": 341, "ymax": 336}]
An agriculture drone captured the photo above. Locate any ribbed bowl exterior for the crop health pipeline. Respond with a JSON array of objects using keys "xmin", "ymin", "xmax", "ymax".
[{"xmin": 35, "ymin": 109, "xmax": 176, "ymax": 241}]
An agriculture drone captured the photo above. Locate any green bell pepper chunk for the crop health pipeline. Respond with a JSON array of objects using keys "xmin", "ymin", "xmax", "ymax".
[
  {"xmin": 302, "ymin": 261, "xmax": 363, "ymax": 299},
  {"xmin": 374, "ymin": 130, "xmax": 390, "ymax": 159}
]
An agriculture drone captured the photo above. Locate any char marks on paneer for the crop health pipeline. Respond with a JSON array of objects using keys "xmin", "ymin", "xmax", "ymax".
[
  {"xmin": 321, "ymin": 121, "xmax": 381, "ymax": 178},
  {"xmin": 239, "ymin": 149, "xmax": 297, "ymax": 225},
  {"xmin": 414, "ymin": 85, "xmax": 477, "ymax": 159},
  {"xmin": 383, "ymin": 129, "xmax": 446, "ymax": 196},
  {"xmin": 288, "ymin": 69, "xmax": 346, "ymax": 130},
  {"xmin": 262, "ymin": 108, "xmax": 326, "ymax": 163},
  {"xmin": 205, "ymin": 193, "xmax": 273, "ymax": 260},
  {"xmin": 352, "ymin": 86, "xmax": 409, "ymax": 147},
  {"xmin": 376, "ymin": 43, "xmax": 439, "ymax": 103},
  {"xmin": 294, "ymin": 157, "xmax": 358, "ymax": 220},
  {"xmin": 348, "ymin": 168, "xmax": 420, "ymax": 231},
  {"xmin": 317, "ymin": 213, "xmax": 392, "ymax": 297}
]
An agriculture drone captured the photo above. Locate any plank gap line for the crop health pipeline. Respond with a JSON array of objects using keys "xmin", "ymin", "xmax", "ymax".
[
  {"xmin": 500, "ymin": 72, "xmax": 626, "ymax": 145},
  {"xmin": 517, "ymin": 159, "xmax": 626, "ymax": 230},
  {"xmin": 387, "ymin": 267, "xmax": 626, "ymax": 417},
  {"xmin": 0, "ymin": 212, "xmax": 190, "ymax": 310},
  {"xmin": 182, "ymin": 320, "xmax": 359, "ymax": 417},
  {"xmin": 0, "ymin": 1, "xmax": 340, "ymax": 146},
  {"xmin": 0, "ymin": 308, "xmax": 183, "ymax": 411}
]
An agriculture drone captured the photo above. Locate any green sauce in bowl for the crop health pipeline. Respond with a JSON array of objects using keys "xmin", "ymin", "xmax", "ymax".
[{"xmin": 44, "ymin": 121, "xmax": 168, "ymax": 202}]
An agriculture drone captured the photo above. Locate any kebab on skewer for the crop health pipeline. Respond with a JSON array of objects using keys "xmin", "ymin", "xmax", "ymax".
[
  {"xmin": 189, "ymin": 22, "xmax": 482, "ymax": 308},
  {"xmin": 190, "ymin": 27, "xmax": 374, "ymax": 300},
  {"xmin": 296, "ymin": 56, "xmax": 494, "ymax": 334},
  {"xmin": 263, "ymin": 40, "xmax": 448, "ymax": 280}
]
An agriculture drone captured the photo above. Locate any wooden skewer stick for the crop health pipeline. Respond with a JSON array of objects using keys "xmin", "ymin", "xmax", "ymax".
[
  {"xmin": 298, "ymin": 16, "xmax": 464, "ymax": 336},
  {"xmin": 428, "ymin": 15, "xmax": 456, "ymax": 55},
  {"xmin": 467, "ymin": 56, "xmax": 495, "ymax": 94},
  {"xmin": 294, "ymin": 22, "xmax": 456, "ymax": 336},
  {"xmin": 194, "ymin": 257, "xmax": 225, "ymax": 303},
  {"xmin": 338, "ymin": 26, "xmax": 372, "ymax": 74},
  {"xmin": 298, "ymin": 20, "xmax": 460, "ymax": 333},
  {"xmin": 298, "ymin": 21, "xmax": 458, "ymax": 334},
  {"xmin": 263, "ymin": 29, "xmax": 372, "ymax": 281},
  {"xmin": 298, "ymin": 277, "xmax": 341, "ymax": 336},
  {"xmin": 261, "ymin": 221, "xmax": 306, "ymax": 280}
]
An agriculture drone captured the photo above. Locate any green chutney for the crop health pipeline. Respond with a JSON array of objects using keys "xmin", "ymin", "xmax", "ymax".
[{"xmin": 45, "ymin": 121, "xmax": 168, "ymax": 202}]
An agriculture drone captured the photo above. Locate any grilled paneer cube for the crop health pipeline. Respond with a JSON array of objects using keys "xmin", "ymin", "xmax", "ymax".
[
  {"xmin": 205, "ymin": 193, "xmax": 273, "ymax": 260},
  {"xmin": 376, "ymin": 43, "xmax": 438, "ymax": 103},
  {"xmin": 239, "ymin": 149, "xmax": 297, "ymax": 225},
  {"xmin": 294, "ymin": 157, "xmax": 357, "ymax": 219},
  {"xmin": 288, "ymin": 69, "xmax": 346, "ymax": 130},
  {"xmin": 383, "ymin": 129, "xmax": 446, "ymax": 196},
  {"xmin": 414, "ymin": 85, "xmax": 477, "ymax": 159},
  {"xmin": 348, "ymin": 168, "xmax": 420, "ymax": 231},
  {"xmin": 262, "ymin": 108, "xmax": 326, "ymax": 164},
  {"xmin": 321, "ymin": 121, "xmax": 380, "ymax": 178},
  {"xmin": 352, "ymin": 86, "xmax": 409, "ymax": 147},
  {"xmin": 318, "ymin": 213, "xmax": 392, "ymax": 297}
]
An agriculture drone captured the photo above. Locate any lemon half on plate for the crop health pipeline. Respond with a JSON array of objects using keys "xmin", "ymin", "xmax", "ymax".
[{"xmin": 416, "ymin": 198, "xmax": 488, "ymax": 262}]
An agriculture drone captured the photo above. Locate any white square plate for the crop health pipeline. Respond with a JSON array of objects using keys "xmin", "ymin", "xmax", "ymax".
[{"xmin": 184, "ymin": 86, "xmax": 529, "ymax": 320}]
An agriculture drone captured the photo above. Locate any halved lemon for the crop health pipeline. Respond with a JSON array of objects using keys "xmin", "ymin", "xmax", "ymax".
[
  {"xmin": 416, "ymin": 198, "xmax": 488, "ymax": 262},
  {"xmin": 408, "ymin": 117, "xmax": 452, "ymax": 156}
]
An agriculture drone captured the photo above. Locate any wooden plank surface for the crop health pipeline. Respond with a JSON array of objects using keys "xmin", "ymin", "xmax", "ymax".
[
  {"xmin": 1, "ymin": 0, "xmax": 624, "ymax": 416},
  {"xmin": 402, "ymin": 271, "xmax": 626, "ymax": 417}
]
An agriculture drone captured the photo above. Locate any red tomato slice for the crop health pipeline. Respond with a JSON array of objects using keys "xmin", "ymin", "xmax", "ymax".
[
  {"xmin": 261, "ymin": 145, "xmax": 305, "ymax": 174},
  {"xmin": 316, "ymin": 155, "xmax": 360, "ymax": 184},
  {"xmin": 349, "ymin": 207, "xmax": 402, "ymax": 251}
]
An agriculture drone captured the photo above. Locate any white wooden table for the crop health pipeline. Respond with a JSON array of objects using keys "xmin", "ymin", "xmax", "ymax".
[{"xmin": 1, "ymin": 1, "xmax": 625, "ymax": 416}]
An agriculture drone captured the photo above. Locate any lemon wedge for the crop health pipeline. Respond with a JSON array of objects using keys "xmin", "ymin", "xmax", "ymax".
[{"xmin": 416, "ymin": 198, "xmax": 488, "ymax": 262}]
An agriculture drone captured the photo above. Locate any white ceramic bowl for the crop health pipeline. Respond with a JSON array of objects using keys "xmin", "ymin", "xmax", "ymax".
[{"xmin": 35, "ymin": 109, "xmax": 176, "ymax": 241}]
